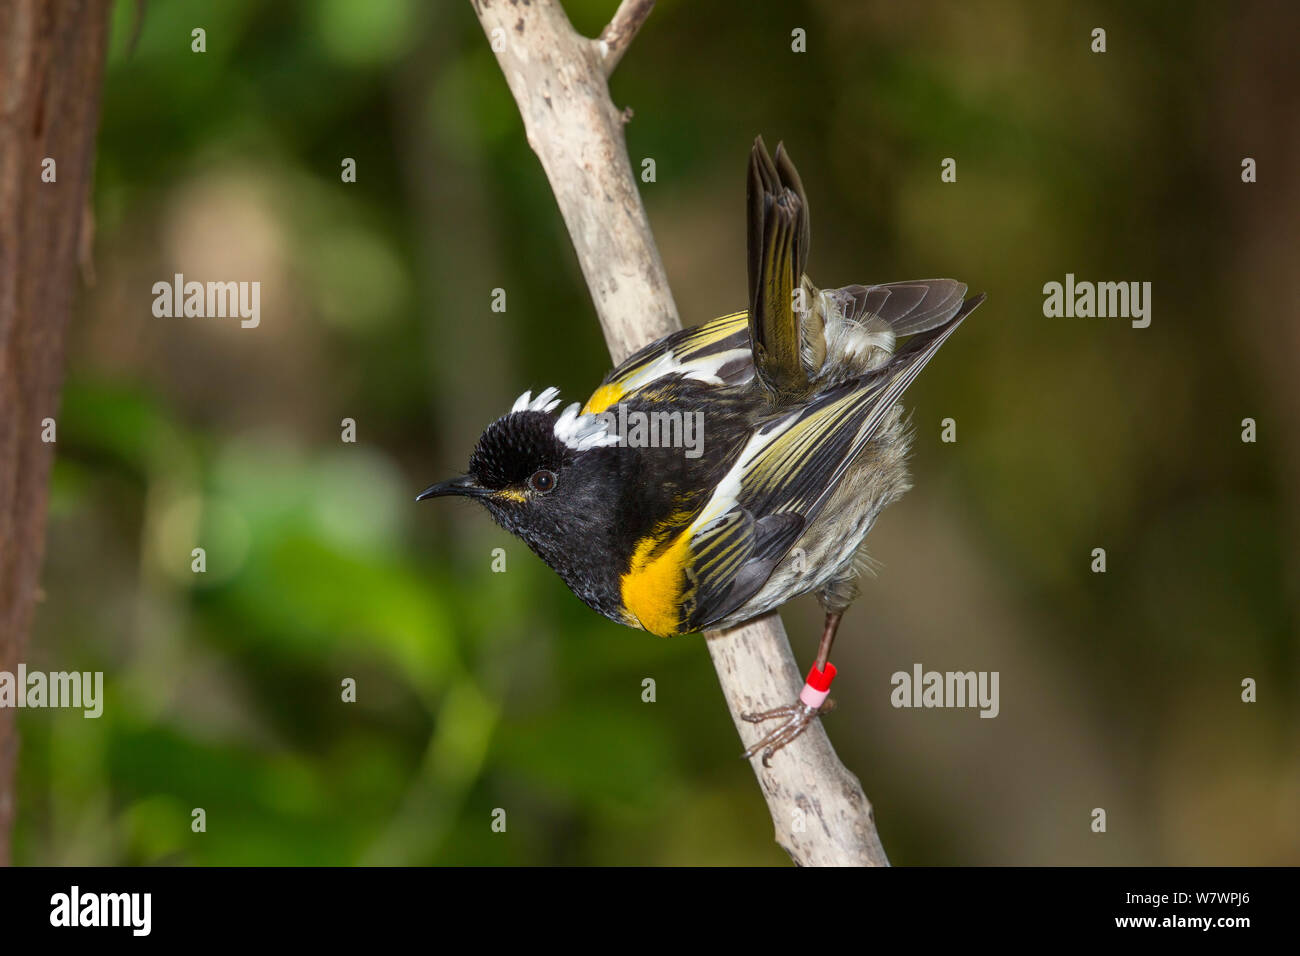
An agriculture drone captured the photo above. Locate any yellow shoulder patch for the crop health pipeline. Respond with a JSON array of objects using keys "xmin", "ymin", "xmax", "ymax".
[
  {"xmin": 581, "ymin": 383, "xmax": 624, "ymax": 416},
  {"xmin": 620, "ymin": 527, "xmax": 693, "ymax": 637}
]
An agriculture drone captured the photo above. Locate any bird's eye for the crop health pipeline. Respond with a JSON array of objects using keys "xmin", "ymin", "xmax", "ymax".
[{"xmin": 528, "ymin": 469, "xmax": 557, "ymax": 493}]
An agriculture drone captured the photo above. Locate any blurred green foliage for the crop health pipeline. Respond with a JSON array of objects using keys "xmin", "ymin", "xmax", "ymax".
[{"xmin": 16, "ymin": 0, "xmax": 1298, "ymax": 865}]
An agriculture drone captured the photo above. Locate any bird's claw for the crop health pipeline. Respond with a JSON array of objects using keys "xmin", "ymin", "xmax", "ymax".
[
  {"xmin": 740, "ymin": 699, "xmax": 833, "ymax": 766},
  {"xmin": 741, "ymin": 704, "xmax": 801, "ymax": 724}
]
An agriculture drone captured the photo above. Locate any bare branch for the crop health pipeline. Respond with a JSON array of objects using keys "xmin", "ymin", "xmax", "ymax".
[
  {"xmin": 597, "ymin": 0, "xmax": 655, "ymax": 76},
  {"xmin": 467, "ymin": 0, "xmax": 889, "ymax": 866}
]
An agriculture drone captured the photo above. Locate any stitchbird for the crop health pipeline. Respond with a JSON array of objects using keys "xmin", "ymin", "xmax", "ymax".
[{"xmin": 420, "ymin": 137, "xmax": 984, "ymax": 763}]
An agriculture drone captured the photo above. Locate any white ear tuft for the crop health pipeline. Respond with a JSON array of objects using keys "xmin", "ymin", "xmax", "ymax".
[
  {"xmin": 553, "ymin": 402, "xmax": 620, "ymax": 451},
  {"xmin": 511, "ymin": 386, "xmax": 562, "ymax": 414}
]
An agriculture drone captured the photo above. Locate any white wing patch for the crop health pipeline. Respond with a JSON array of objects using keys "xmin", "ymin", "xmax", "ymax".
[
  {"xmin": 678, "ymin": 346, "xmax": 753, "ymax": 385},
  {"xmin": 613, "ymin": 346, "xmax": 752, "ymax": 397},
  {"xmin": 682, "ymin": 379, "xmax": 886, "ymax": 544},
  {"xmin": 685, "ymin": 415, "xmax": 790, "ymax": 532}
]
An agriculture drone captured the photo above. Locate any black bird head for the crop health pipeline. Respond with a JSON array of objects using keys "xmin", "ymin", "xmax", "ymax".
[
  {"xmin": 420, "ymin": 408, "xmax": 571, "ymax": 521},
  {"xmin": 418, "ymin": 388, "xmax": 630, "ymax": 619}
]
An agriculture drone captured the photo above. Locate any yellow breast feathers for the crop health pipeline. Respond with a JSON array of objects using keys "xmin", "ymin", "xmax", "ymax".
[{"xmin": 620, "ymin": 524, "xmax": 694, "ymax": 637}]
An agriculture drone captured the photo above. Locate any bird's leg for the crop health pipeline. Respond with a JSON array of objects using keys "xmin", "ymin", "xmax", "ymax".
[
  {"xmin": 812, "ymin": 610, "xmax": 841, "ymax": 672},
  {"xmin": 741, "ymin": 610, "xmax": 841, "ymax": 723},
  {"xmin": 741, "ymin": 611, "xmax": 843, "ymax": 766}
]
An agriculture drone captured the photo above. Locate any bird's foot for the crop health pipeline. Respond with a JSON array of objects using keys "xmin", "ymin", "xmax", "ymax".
[
  {"xmin": 741, "ymin": 699, "xmax": 833, "ymax": 766},
  {"xmin": 740, "ymin": 663, "xmax": 838, "ymax": 767}
]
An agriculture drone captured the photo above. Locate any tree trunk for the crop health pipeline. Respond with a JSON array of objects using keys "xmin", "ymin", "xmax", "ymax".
[{"xmin": 0, "ymin": 0, "xmax": 112, "ymax": 864}]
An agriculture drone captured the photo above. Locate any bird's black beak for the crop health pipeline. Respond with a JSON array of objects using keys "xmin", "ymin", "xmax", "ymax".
[{"xmin": 416, "ymin": 476, "xmax": 489, "ymax": 501}]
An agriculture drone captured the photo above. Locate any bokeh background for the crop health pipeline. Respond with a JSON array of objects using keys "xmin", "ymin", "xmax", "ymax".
[{"xmin": 15, "ymin": 0, "xmax": 1298, "ymax": 865}]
